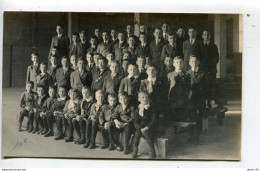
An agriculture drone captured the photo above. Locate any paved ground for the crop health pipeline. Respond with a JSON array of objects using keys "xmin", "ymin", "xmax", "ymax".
[{"xmin": 1, "ymin": 88, "xmax": 241, "ymax": 160}]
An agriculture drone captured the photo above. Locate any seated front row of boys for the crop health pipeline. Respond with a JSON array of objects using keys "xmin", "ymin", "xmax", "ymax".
[{"xmin": 19, "ymin": 54, "xmax": 207, "ymax": 158}]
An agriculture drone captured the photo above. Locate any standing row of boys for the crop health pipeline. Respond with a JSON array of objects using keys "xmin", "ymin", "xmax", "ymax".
[{"xmin": 20, "ymin": 23, "xmax": 219, "ymax": 159}]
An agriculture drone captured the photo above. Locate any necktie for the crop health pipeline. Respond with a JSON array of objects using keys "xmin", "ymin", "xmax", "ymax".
[{"xmin": 130, "ymin": 77, "xmax": 135, "ymax": 83}]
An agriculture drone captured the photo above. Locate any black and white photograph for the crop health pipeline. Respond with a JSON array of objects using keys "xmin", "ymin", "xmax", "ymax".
[{"xmin": 1, "ymin": 12, "xmax": 242, "ymax": 161}]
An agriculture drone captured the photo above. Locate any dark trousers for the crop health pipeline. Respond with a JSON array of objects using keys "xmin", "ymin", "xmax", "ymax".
[
  {"xmin": 64, "ymin": 117, "xmax": 74, "ymax": 138},
  {"xmin": 189, "ymin": 101, "xmax": 204, "ymax": 140},
  {"xmin": 132, "ymin": 129, "xmax": 155, "ymax": 155},
  {"xmin": 19, "ymin": 108, "xmax": 33, "ymax": 128},
  {"xmin": 42, "ymin": 115, "xmax": 49, "ymax": 131},
  {"xmin": 28, "ymin": 111, "xmax": 35, "ymax": 129},
  {"xmin": 101, "ymin": 121, "xmax": 118, "ymax": 145},
  {"xmin": 86, "ymin": 119, "xmax": 99, "ymax": 144},
  {"xmin": 204, "ymin": 72, "xmax": 216, "ymax": 101},
  {"xmin": 73, "ymin": 118, "xmax": 86, "ymax": 140},
  {"xmin": 47, "ymin": 113, "xmax": 54, "ymax": 131},
  {"xmin": 35, "ymin": 112, "xmax": 44, "ymax": 130},
  {"xmin": 55, "ymin": 115, "xmax": 65, "ymax": 135},
  {"xmin": 120, "ymin": 124, "xmax": 134, "ymax": 148}
]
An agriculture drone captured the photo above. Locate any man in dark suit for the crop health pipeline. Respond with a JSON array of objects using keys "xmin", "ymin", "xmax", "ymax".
[
  {"xmin": 124, "ymin": 35, "xmax": 138, "ymax": 64},
  {"xmin": 114, "ymin": 31, "xmax": 128, "ymax": 65},
  {"xmin": 70, "ymin": 32, "xmax": 79, "ymax": 57},
  {"xmin": 161, "ymin": 32, "xmax": 178, "ymax": 61},
  {"xmin": 94, "ymin": 27, "xmax": 103, "ymax": 44},
  {"xmin": 161, "ymin": 22, "xmax": 170, "ymax": 43},
  {"xmin": 201, "ymin": 30, "xmax": 219, "ymax": 102},
  {"xmin": 183, "ymin": 27, "xmax": 204, "ymax": 71},
  {"xmin": 126, "ymin": 24, "xmax": 140, "ymax": 45},
  {"xmin": 55, "ymin": 57, "xmax": 73, "ymax": 90},
  {"xmin": 110, "ymin": 28, "xmax": 118, "ymax": 44},
  {"xmin": 176, "ymin": 27, "xmax": 186, "ymax": 58},
  {"xmin": 70, "ymin": 59, "xmax": 92, "ymax": 91},
  {"xmin": 135, "ymin": 32, "xmax": 150, "ymax": 58},
  {"xmin": 97, "ymin": 31, "xmax": 114, "ymax": 57},
  {"xmin": 48, "ymin": 24, "xmax": 70, "ymax": 59},
  {"xmin": 149, "ymin": 27, "xmax": 168, "ymax": 67},
  {"xmin": 75, "ymin": 31, "xmax": 90, "ymax": 59}
]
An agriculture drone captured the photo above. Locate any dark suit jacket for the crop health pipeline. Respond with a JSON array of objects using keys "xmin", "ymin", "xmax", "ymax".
[
  {"xmin": 124, "ymin": 46, "xmax": 137, "ymax": 64},
  {"xmin": 97, "ymin": 41, "xmax": 114, "ymax": 57},
  {"xmin": 55, "ymin": 67, "xmax": 73, "ymax": 89},
  {"xmin": 86, "ymin": 46, "xmax": 97, "ymax": 54},
  {"xmin": 114, "ymin": 41, "xmax": 128, "ymax": 64},
  {"xmin": 47, "ymin": 66, "xmax": 59, "ymax": 83},
  {"xmin": 176, "ymin": 37, "xmax": 186, "ymax": 57},
  {"xmin": 102, "ymin": 73, "xmax": 122, "ymax": 95},
  {"xmin": 81, "ymin": 98, "xmax": 96, "ymax": 118},
  {"xmin": 34, "ymin": 95, "xmax": 48, "ymax": 112},
  {"xmin": 201, "ymin": 42, "xmax": 219, "ymax": 73},
  {"xmin": 134, "ymin": 106, "xmax": 156, "ymax": 130},
  {"xmin": 183, "ymin": 38, "xmax": 204, "ymax": 71},
  {"xmin": 36, "ymin": 73, "xmax": 54, "ymax": 90},
  {"xmin": 70, "ymin": 43, "xmax": 78, "ymax": 56},
  {"xmin": 135, "ymin": 43, "xmax": 150, "ymax": 58},
  {"xmin": 70, "ymin": 70, "xmax": 92, "ymax": 91},
  {"xmin": 91, "ymin": 68, "xmax": 110, "ymax": 93},
  {"xmin": 48, "ymin": 34, "xmax": 70, "ymax": 58},
  {"xmin": 76, "ymin": 42, "xmax": 90, "ymax": 59},
  {"xmin": 161, "ymin": 44, "xmax": 177, "ymax": 60},
  {"xmin": 119, "ymin": 76, "xmax": 141, "ymax": 96},
  {"xmin": 26, "ymin": 64, "xmax": 41, "ymax": 91},
  {"xmin": 99, "ymin": 104, "xmax": 117, "ymax": 126},
  {"xmin": 149, "ymin": 39, "xmax": 167, "ymax": 66},
  {"xmin": 112, "ymin": 104, "xmax": 135, "ymax": 123}
]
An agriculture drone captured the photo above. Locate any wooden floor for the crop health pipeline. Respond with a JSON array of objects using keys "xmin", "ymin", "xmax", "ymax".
[{"xmin": 1, "ymin": 88, "xmax": 241, "ymax": 160}]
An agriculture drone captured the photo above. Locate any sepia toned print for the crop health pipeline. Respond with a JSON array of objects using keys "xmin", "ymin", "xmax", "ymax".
[{"xmin": 2, "ymin": 12, "xmax": 242, "ymax": 160}]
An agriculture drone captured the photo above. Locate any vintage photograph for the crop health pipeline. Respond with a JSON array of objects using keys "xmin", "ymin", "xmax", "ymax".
[{"xmin": 2, "ymin": 12, "xmax": 242, "ymax": 160}]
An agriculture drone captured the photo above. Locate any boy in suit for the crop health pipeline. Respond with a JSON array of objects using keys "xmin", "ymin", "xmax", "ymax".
[
  {"xmin": 111, "ymin": 28, "xmax": 118, "ymax": 44},
  {"xmin": 114, "ymin": 31, "xmax": 128, "ymax": 65},
  {"xmin": 150, "ymin": 27, "xmax": 167, "ymax": 67},
  {"xmin": 112, "ymin": 92, "xmax": 135, "ymax": 154},
  {"xmin": 162, "ymin": 22, "xmax": 170, "ymax": 42},
  {"xmin": 55, "ymin": 56, "xmax": 73, "ymax": 90},
  {"xmin": 103, "ymin": 60, "xmax": 122, "ymax": 95},
  {"xmin": 176, "ymin": 27, "xmax": 186, "ymax": 57},
  {"xmin": 87, "ymin": 35, "xmax": 98, "ymax": 53},
  {"xmin": 136, "ymin": 56, "xmax": 148, "ymax": 80},
  {"xmin": 86, "ymin": 52, "xmax": 96, "ymax": 73},
  {"xmin": 70, "ymin": 59, "xmax": 92, "ymax": 91},
  {"xmin": 30, "ymin": 85, "xmax": 48, "ymax": 134},
  {"xmin": 91, "ymin": 56, "xmax": 110, "ymax": 94},
  {"xmin": 94, "ymin": 27, "xmax": 103, "ymax": 44},
  {"xmin": 125, "ymin": 35, "xmax": 138, "ymax": 64},
  {"xmin": 136, "ymin": 32, "xmax": 150, "ymax": 58},
  {"xmin": 76, "ymin": 31, "xmax": 90, "ymax": 59},
  {"xmin": 36, "ymin": 62, "xmax": 54, "ymax": 92},
  {"xmin": 161, "ymin": 32, "xmax": 178, "ymax": 61},
  {"xmin": 167, "ymin": 56, "xmax": 191, "ymax": 121},
  {"xmin": 122, "ymin": 51, "xmax": 132, "ymax": 63},
  {"xmin": 106, "ymin": 52, "xmax": 115, "ymax": 68},
  {"xmin": 132, "ymin": 91, "xmax": 156, "ymax": 159},
  {"xmin": 126, "ymin": 24, "xmax": 139, "ymax": 45},
  {"xmin": 121, "ymin": 59, "xmax": 130, "ymax": 78},
  {"xmin": 47, "ymin": 55, "xmax": 59, "ymax": 87},
  {"xmin": 99, "ymin": 93, "xmax": 119, "ymax": 150},
  {"xmin": 75, "ymin": 86, "xmax": 96, "ymax": 145},
  {"xmin": 18, "ymin": 81, "xmax": 37, "ymax": 132},
  {"xmin": 70, "ymin": 32, "xmax": 79, "ymax": 56},
  {"xmin": 53, "ymin": 86, "xmax": 68, "ymax": 140},
  {"xmin": 48, "ymin": 24, "xmax": 70, "ymax": 59},
  {"xmin": 48, "ymin": 46, "xmax": 60, "ymax": 68},
  {"xmin": 63, "ymin": 88, "xmax": 82, "ymax": 142},
  {"xmin": 119, "ymin": 64, "xmax": 141, "ymax": 107},
  {"xmin": 201, "ymin": 30, "xmax": 219, "ymax": 105},
  {"xmin": 187, "ymin": 55, "xmax": 205, "ymax": 145},
  {"xmin": 70, "ymin": 55, "xmax": 78, "ymax": 71},
  {"xmin": 183, "ymin": 27, "xmax": 204, "ymax": 71},
  {"xmin": 85, "ymin": 90, "xmax": 106, "ymax": 149},
  {"xmin": 158, "ymin": 56, "xmax": 175, "ymax": 82},
  {"xmin": 26, "ymin": 52, "xmax": 41, "ymax": 91},
  {"xmin": 97, "ymin": 31, "xmax": 114, "ymax": 57},
  {"xmin": 40, "ymin": 86, "xmax": 56, "ymax": 136}
]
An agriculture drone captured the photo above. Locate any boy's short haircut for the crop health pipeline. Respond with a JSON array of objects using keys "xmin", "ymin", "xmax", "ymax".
[
  {"xmin": 164, "ymin": 53, "xmax": 174, "ymax": 59},
  {"xmin": 94, "ymin": 53, "xmax": 102, "ymax": 57},
  {"xmin": 128, "ymin": 35, "xmax": 136, "ymax": 40},
  {"xmin": 173, "ymin": 56, "xmax": 183, "ymax": 61},
  {"xmin": 79, "ymin": 30, "xmax": 86, "ymax": 35},
  {"xmin": 111, "ymin": 28, "xmax": 117, "ymax": 32},
  {"xmin": 153, "ymin": 27, "xmax": 162, "ymax": 33},
  {"xmin": 188, "ymin": 26, "xmax": 197, "ymax": 31},
  {"xmin": 127, "ymin": 64, "xmax": 137, "ymax": 70},
  {"xmin": 146, "ymin": 65, "xmax": 156, "ymax": 71},
  {"xmin": 82, "ymin": 86, "xmax": 91, "ymax": 92},
  {"xmin": 137, "ymin": 55, "xmax": 146, "ymax": 60},
  {"xmin": 50, "ymin": 54, "xmax": 58, "ymax": 59},
  {"xmin": 40, "ymin": 62, "xmax": 48, "ymax": 67},
  {"xmin": 110, "ymin": 60, "xmax": 119, "ymax": 66},
  {"xmin": 58, "ymin": 85, "xmax": 67, "ymax": 92},
  {"xmin": 189, "ymin": 55, "xmax": 199, "ymax": 61},
  {"xmin": 102, "ymin": 30, "xmax": 109, "ymax": 34},
  {"xmin": 73, "ymin": 32, "xmax": 79, "ymax": 36},
  {"xmin": 90, "ymin": 35, "xmax": 98, "ymax": 40},
  {"xmin": 77, "ymin": 58, "xmax": 86, "ymax": 64},
  {"xmin": 31, "ymin": 52, "xmax": 40, "ymax": 57},
  {"xmin": 94, "ymin": 27, "xmax": 102, "ymax": 31},
  {"xmin": 95, "ymin": 89, "xmax": 104, "ymax": 96},
  {"xmin": 26, "ymin": 81, "xmax": 34, "ymax": 89},
  {"xmin": 56, "ymin": 24, "xmax": 64, "ymax": 29},
  {"xmin": 70, "ymin": 55, "xmax": 76, "ymax": 59},
  {"xmin": 117, "ymin": 31, "xmax": 125, "ymax": 35},
  {"xmin": 138, "ymin": 90, "xmax": 149, "ymax": 99},
  {"xmin": 48, "ymin": 85, "xmax": 56, "ymax": 91},
  {"xmin": 123, "ymin": 51, "xmax": 132, "ymax": 57},
  {"xmin": 36, "ymin": 84, "xmax": 45, "ymax": 91},
  {"xmin": 123, "ymin": 58, "xmax": 131, "ymax": 63},
  {"xmin": 69, "ymin": 88, "xmax": 80, "ymax": 96},
  {"xmin": 118, "ymin": 91, "xmax": 128, "ymax": 99},
  {"xmin": 108, "ymin": 93, "xmax": 117, "ymax": 100},
  {"xmin": 61, "ymin": 56, "xmax": 68, "ymax": 60},
  {"xmin": 106, "ymin": 51, "xmax": 114, "ymax": 56},
  {"xmin": 168, "ymin": 31, "xmax": 177, "ymax": 37},
  {"xmin": 97, "ymin": 56, "xmax": 108, "ymax": 64},
  {"xmin": 86, "ymin": 52, "xmax": 94, "ymax": 57}
]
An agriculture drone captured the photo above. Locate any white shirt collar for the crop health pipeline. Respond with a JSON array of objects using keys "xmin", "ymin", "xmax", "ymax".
[
  {"xmin": 127, "ymin": 74, "xmax": 139, "ymax": 79},
  {"xmin": 83, "ymin": 96, "xmax": 93, "ymax": 102},
  {"xmin": 147, "ymin": 77, "xmax": 156, "ymax": 83},
  {"xmin": 58, "ymin": 97, "xmax": 66, "ymax": 101}
]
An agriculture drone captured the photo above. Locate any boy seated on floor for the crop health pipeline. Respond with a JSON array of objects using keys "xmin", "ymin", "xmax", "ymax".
[
  {"xmin": 40, "ymin": 85, "xmax": 57, "ymax": 137},
  {"xmin": 53, "ymin": 85, "xmax": 68, "ymax": 140},
  {"xmin": 112, "ymin": 92, "xmax": 135, "ymax": 154},
  {"xmin": 63, "ymin": 88, "xmax": 81, "ymax": 142},
  {"xmin": 18, "ymin": 81, "xmax": 37, "ymax": 132},
  {"xmin": 132, "ymin": 91, "xmax": 156, "ymax": 159},
  {"xmin": 99, "ymin": 93, "xmax": 120, "ymax": 150}
]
